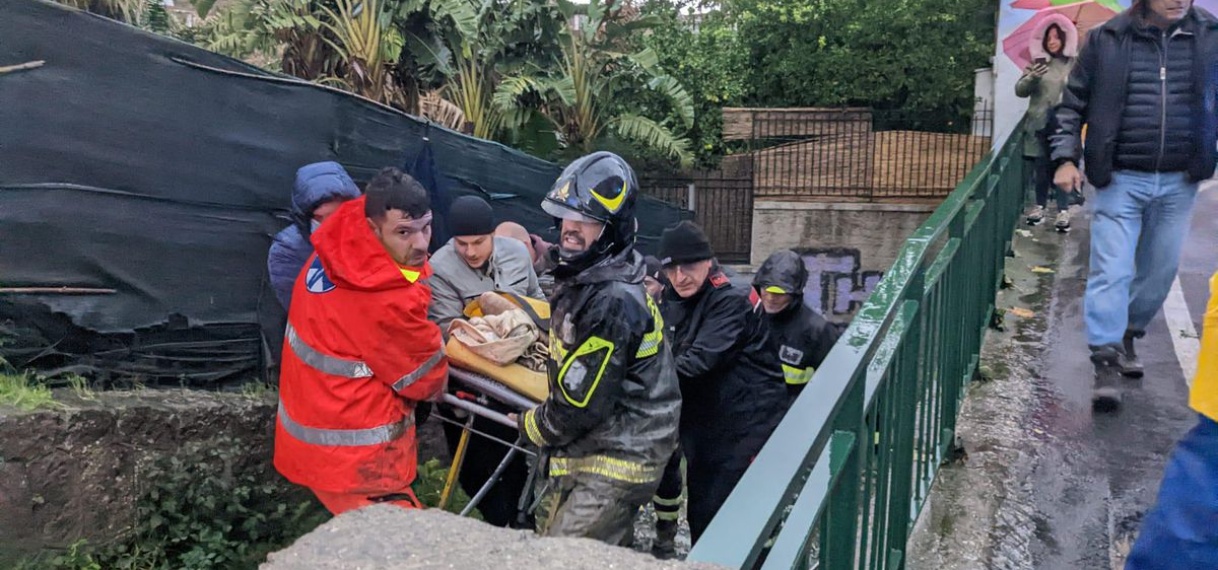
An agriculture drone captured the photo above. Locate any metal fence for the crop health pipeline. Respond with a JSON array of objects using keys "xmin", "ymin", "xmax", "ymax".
[
  {"xmin": 686, "ymin": 121, "xmax": 1026, "ymax": 570},
  {"xmin": 640, "ymin": 163, "xmax": 754, "ymax": 264},
  {"xmin": 723, "ymin": 103, "xmax": 994, "ymax": 201}
]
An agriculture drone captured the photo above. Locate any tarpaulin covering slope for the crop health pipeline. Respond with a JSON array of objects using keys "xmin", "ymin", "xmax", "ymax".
[{"xmin": 0, "ymin": 0, "xmax": 689, "ymax": 384}]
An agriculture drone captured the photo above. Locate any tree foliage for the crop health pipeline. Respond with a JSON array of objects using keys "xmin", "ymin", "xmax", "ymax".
[{"xmin": 727, "ymin": 0, "xmax": 994, "ymax": 122}]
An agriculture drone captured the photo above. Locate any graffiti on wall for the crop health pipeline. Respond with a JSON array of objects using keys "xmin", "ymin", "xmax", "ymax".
[{"xmin": 795, "ymin": 247, "xmax": 883, "ymax": 322}]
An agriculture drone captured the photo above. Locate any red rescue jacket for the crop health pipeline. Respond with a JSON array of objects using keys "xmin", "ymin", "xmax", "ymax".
[{"xmin": 273, "ymin": 196, "xmax": 447, "ymax": 495}]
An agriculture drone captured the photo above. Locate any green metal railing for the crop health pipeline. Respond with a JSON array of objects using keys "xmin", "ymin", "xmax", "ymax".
[{"xmin": 687, "ymin": 124, "xmax": 1028, "ymax": 570}]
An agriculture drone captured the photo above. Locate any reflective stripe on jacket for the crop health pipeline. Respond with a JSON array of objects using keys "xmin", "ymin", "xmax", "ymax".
[{"xmin": 274, "ymin": 196, "xmax": 448, "ymax": 494}]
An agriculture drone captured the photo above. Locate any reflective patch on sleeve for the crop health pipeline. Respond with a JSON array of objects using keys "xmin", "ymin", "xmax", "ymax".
[
  {"xmin": 782, "ymin": 363, "xmax": 814, "ymax": 386},
  {"xmin": 523, "ymin": 408, "xmax": 549, "ymax": 447},
  {"xmin": 557, "ymin": 336, "xmax": 615, "ymax": 408},
  {"xmin": 636, "ymin": 296, "xmax": 664, "ymax": 359}
]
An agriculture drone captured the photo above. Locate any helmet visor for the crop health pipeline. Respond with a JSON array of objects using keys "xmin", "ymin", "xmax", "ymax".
[{"xmin": 542, "ymin": 199, "xmax": 605, "ymax": 224}]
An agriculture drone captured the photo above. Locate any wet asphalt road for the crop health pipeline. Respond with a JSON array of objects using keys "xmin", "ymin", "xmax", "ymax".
[
  {"xmin": 908, "ymin": 182, "xmax": 1215, "ymax": 570},
  {"xmin": 1022, "ymin": 183, "xmax": 1214, "ymax": 569}
]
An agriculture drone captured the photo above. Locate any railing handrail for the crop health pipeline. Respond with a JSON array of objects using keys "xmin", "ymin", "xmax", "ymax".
[{"xmin": 687, "ymin": 122, "xmax": 1023, "ymax": 569}]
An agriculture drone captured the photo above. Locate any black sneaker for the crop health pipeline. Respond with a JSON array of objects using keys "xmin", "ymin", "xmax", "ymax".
[
  {"xmin": 652, "ymin": 519, "xmax": 679, "ymax": 560},
  {"xmin": 1121, "ymin": 330, "xmax": 1145, "ymax": 378},
  {"xmin": 1090, "ymin": 344, "xmax": 1124, "ymax": 413}
]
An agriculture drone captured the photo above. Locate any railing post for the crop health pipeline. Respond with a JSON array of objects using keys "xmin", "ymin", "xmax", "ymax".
[{"xmin": 820, "ymin": 372, "xmax": 865, "ymax": 569}]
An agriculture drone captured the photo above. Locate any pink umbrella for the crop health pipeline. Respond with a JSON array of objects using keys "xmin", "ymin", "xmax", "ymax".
[
  {"xmin": 1011, "ymin": 0, "xmax": 1123, "ymax": 10},
  {"xmin": 1003, "ymin": 1, "xmax": 1117, "ymax": 68}
]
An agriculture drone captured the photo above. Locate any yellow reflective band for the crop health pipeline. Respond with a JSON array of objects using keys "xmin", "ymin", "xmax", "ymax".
[
  {"xmin": 782, "ymin": 363, "xmax": 814, "ymax": 386},
  {"xmin": 557, "ymin": 336, "xmax": 615, "ymax": 408},
  {"xmin": 589, "ymin": 181, "xmax": 628, "ymax": 213},
  {"xmin": 400, "ymin": 267, "xmax": 421, "ymax": 283},
  {"xmin": 636, "ymin": 295, "xmax": 665, "ymax": 359},
  {"xmin": 548, "ymin": 455, "xmax": 661, "ymax": 484},
  {"xmin": 550, "ymin": 331, "xmax": 569, "ymax": 362},
  {"xmin": 653, "ymin": 495, "xmax": 683, "ymax": 507},
  {"xmin": 655, "ymin": 510, "xmax": 681, "ymax": 521},
  {"xmin": 764, "ymin": 285, "xmax": 788, "ymax": 294},
  {"xmin": 523, "ymin": 408, "xmax": 548, "ymax": 447}
]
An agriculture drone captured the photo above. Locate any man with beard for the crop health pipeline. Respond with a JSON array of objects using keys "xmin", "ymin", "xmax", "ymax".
[{"xmin": 513, "ymin": 152, "xmax": 680, "ymax": 545}]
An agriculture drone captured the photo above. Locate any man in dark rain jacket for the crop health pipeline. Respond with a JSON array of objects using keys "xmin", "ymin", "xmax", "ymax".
[
  {"xmin": 516, "ymin": 152, "xmax": 680, "ymax": 545},
  {"xmin": 657, "ymin": 221, "xmax": 789, "ymax": 544},
  {"xmin": 752, "ymin": 249, "xmax": 840, "ymax": 401}
]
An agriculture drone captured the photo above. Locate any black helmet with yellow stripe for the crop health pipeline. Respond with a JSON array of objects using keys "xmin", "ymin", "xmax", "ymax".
[
  {"xmin": 542, "ymin": 152, "xmax": 639, "ymax": 275},
  {"xmin": 753, "ymin": 249, "xmax": 808, "ymax": 299}
]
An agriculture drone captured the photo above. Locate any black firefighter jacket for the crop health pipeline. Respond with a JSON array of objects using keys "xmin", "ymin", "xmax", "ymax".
[
  {"xmin": 660, "ymin": 270, "xmax": 788, "ymax": 442},
  {"xmin": 518, "ymin": 249, "xmax": 681, "ymax": 486}
]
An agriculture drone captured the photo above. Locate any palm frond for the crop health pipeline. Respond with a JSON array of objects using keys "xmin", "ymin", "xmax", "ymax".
[
  {"xmin": 646, "ymin": 74, "xmax": 695, "ymax": 129},
  {"xmin": 613, "ymin": 113, "xmax": 693, "ymax": 168}
]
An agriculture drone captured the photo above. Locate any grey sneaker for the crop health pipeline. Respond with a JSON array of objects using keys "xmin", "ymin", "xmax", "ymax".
[
  {"xmin": 1025, "ymin": 205, "xmax": 1046, "ymax": 226},
  {"xmin": 1054, "ymin": 209, "xmax": 1071, "ymax": 232},
  {"xmin": 1121, "ymin": 331, "xmax": 1145, "ymax": 378},
  {"xmin": 1090, "ymin": 344, "xmax": 1123, "ymax": 413}
]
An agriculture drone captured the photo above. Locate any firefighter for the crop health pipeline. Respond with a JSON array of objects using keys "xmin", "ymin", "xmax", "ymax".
[
  {"xmin": 656, "ymin": 221, "xmax": 788, "ymax": 544},
  {"xmin": 643, "ymin": 254, "xmax": 683, "ymax": 559},
  {"xmin": 514, "ymin": 151, "xmax": 681, "ymax": 546},
  {"xmin": 273, "ymin": 167, "xmax": 448, "ymax": 515},
  {"xmin": 751, "ymin": 249, "xmax": 840, "ymax": 401}
]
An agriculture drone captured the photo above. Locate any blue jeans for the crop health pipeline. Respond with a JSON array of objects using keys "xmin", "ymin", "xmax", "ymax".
[
  {"xmin": 1125, "ymin": 415, "xmax": 1218, "ymax": 570},
  {"xmin": 1085, "ymin": 170, "xmax": 1198, "ymax": 347}
]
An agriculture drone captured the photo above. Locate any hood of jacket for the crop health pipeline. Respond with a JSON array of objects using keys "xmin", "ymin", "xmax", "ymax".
[
  {"xmin": 753, "ymin": 250, "xmax": 808, "ymax": 296},
  {"xmin": 291, "ymin": 161, "xmax": 361, "ymax": 233},
  {"xmin": 1029, "ymin": 13, "xmax": 1079, "ymax": 61},
  {"xmin": 310, "ymin": 196, "xmax": 432, "ymax": 292}
]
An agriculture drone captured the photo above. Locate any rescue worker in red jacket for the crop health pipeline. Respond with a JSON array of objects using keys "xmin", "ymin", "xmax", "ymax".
[
  {"xmin": 274, "ymin": 167, "xmax": 448, "ymax": 515},
  {"xmin": 516, "ymin": 152, "xmax": 681, "ymax": 545}
]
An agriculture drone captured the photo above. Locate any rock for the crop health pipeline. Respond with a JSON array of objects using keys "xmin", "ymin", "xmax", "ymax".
[
  {"xmin": 0, "ymin": 388, "xmax": 451, "ymax": 564},
  {"xmin": 263, "ymin": 505, "xmax": 728, "ymax": 570}
]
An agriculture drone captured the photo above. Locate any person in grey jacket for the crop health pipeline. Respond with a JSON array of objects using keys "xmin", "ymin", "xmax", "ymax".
[
  {"xmin": 1015, "ymin": 15, "xmax": 1078, "ymax": 230},
  {"xmin": 429, "ymin": 194, "xmax": 543, "ymax": 528},
  {"xmin": 428, "ymin": 195, "xmax": 543, "ymax": 334}
]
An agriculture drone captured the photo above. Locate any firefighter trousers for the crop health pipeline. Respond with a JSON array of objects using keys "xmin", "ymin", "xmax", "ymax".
[{"xmin": 536, "ymin": 471, "xmax": 659, "ymax": 546}]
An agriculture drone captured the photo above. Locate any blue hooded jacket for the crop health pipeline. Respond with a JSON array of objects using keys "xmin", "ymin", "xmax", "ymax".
[{"xmin": 267, "ymin": 161, "xmax": 361, "ymax": 310}]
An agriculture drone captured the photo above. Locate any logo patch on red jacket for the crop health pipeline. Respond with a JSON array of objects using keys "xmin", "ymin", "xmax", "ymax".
[
  {"xmin": 709, "ymin": 272, "xmax": 730, "ymax": 288},
  {"xmin": 305, "ymin": 256, "xmax": 336, "ymax": 294}
]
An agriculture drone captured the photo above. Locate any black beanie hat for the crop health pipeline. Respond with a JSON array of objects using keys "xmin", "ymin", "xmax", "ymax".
[
  {"xmin": 657, "ymin": 221, "xmax": 714, "ymax": 266},
  {"xmin": 448, "ymin": 195, "xmax": 495, "ymax": 237}
]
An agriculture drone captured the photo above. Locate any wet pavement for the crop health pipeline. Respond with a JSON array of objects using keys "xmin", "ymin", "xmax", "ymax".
[{"xmin": 907, "ymin": 182, "xmax": 1215, "ymax": 570}]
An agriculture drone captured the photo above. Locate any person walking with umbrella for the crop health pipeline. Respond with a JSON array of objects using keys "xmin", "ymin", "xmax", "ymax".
[{"xmin": 1016, "ymin": 14, "xmax": 1080, "ymax": 231}]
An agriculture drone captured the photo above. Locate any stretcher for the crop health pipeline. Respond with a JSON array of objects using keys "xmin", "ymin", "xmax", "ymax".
[{"xmin": 434, "ymin": 293, "xmax": 552, "ymax": 522}]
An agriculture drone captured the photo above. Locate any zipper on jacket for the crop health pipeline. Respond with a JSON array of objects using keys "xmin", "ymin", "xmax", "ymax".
[{"xmin": 1156, "ymin": 29, "xmax": 1168, "ymax": 172}]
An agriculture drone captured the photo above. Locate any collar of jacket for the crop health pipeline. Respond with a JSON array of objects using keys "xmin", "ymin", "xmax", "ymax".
[
  {"xmin": 567, "ymin": 248, "xmax": 645, "ymax": 287},
  {"xmin": 1107, "ymin": 5, "xmax": 1218, "ymax": 36}
]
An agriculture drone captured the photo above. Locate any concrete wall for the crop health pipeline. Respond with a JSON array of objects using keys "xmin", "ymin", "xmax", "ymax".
[{"xmin": 750, "ymin": 201, "xmax": 935, "ymax": 323}]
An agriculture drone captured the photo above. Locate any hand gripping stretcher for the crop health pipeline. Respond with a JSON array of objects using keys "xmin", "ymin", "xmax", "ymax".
[{"xmin": 433, "ymin": 293, "xmax": 551, "ymax": 523}]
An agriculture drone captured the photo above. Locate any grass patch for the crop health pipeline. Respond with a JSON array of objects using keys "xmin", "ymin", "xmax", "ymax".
[{"xmin": 0, "ymin": 371, "xmax": 60, "ymax": 411}]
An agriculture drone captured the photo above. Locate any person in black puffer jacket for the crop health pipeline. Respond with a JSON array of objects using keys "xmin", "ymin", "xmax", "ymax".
[
  {"xmin": 1049, "ymin": 0, "xmax": 1218, "ymax": 412},
  {"xmin": 657, "ymin": 221, "xmax": 789, "ymax": 545}
]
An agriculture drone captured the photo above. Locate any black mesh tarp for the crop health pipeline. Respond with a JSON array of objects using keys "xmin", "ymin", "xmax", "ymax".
[{"xmin": 0, "ymin": 0, "xmax": 689, "ymax": 384}]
